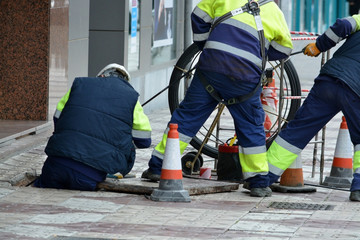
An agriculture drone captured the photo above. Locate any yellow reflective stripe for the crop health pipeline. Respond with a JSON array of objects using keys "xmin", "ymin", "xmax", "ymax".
[
  {"xmin": 353, "ymin": 147, "xmax": 360, "ymax": 172},
  {"xmin": 133, "ymin": 101, "xmax": 152, "ymax": 132},
  {"xmin": 239, "ymin": 152, "xmax": 268, "ymax": 176},
  {"xmin": 56, "ymin": 89, "xmax": 71, "ymax": 111},
  {"xmin": 267, "ymin": 140, "xmax": 298, "ymax": 171}
]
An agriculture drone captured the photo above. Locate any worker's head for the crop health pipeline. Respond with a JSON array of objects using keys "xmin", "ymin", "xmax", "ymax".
[{"xmin": 96, "ymin": 63, "xmax": 131, "ymax": 82}]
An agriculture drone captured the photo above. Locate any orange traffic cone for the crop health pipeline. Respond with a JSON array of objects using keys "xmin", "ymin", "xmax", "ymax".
[
  {"xmin": 322, "ymin": 116, "xmax": 353, "ymax": 188},
  {"xmin": 271, "ymin": 153, "xmax": 316, "ymax": 193},
  {"xmin": 150, "ymin": 123, "xmax": 191, "ymax": 202}
]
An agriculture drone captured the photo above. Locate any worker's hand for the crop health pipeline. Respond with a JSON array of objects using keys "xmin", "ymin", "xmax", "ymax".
[{"xmin": 302, "ymin": 43, "xmax": 321, "ymax": 57}]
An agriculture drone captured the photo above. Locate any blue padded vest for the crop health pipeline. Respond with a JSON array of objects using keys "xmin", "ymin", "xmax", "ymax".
[{"xmin": 45, "ymin": 77, "xmax": 139, "ymax": 175}]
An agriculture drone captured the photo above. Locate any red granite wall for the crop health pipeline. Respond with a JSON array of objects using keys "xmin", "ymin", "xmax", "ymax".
[{"xmin": 0, "ymin": 0, "xmax": 49, "ymax": 120}]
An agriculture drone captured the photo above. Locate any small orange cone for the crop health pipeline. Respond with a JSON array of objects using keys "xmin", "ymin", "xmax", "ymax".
[
  {"xmin": 322, "ymin": 116, "xmax": 353, "ymax": 188},
  {"xmin": 150, "ymin": 123, "xmax": 191, "ymax": 202},
  {"xmin": 271, "ymin": 153, "xmax": 316, "ymax": 193}
]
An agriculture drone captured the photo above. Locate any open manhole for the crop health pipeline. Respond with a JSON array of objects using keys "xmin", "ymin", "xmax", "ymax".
[{"xmin": 269, "ymin": 201, "xmax": 335, "ymax": 210}]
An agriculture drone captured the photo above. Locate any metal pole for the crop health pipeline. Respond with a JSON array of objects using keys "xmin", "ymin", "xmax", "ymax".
[
  {"xmin": 277, "ymin": 59, "xmax": 285, "ymax": 135},
  {"xmin": 319, "ymin": 50, "xmax": 331, "ymax": 184},
  {"xmin": 312, "ymin": 133, "xmax": 319, "ymax": 178},
  {"xmin": 190, "ymin": 104, "xmax": 226, "ymax": 173}
]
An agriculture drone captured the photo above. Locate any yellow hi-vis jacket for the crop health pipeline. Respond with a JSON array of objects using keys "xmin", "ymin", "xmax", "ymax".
[{"xmin": 191, "ymin": 0, "xmax": 293, "ymax": 83}]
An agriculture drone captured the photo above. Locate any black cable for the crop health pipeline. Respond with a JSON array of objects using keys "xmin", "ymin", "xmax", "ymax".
[{"xmin": 141, "ymin": 64, "xmax": 197, "ymax": 107}]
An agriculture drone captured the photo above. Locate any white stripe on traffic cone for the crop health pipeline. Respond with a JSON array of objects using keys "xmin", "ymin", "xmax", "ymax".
[
  {"xmin": 323, "ymin": 116, "xmax": 353, "ymax": 188},
  {"xmin": 150, "ymin": 123, "xmax": 191, "ymax": 202}
]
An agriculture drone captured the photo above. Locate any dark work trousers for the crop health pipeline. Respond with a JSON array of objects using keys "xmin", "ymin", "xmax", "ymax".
[
  {"xmin": 34, "ymin": 156, "xmax": 106, "ymax": 191},
  {"xmin": 278, "ymin": 75, "xmax": 360, "ymax": 191}
]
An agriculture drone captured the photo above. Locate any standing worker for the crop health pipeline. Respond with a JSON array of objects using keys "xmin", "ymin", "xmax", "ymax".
[
  {"xmin": 142, "ymin": 0, "xmax": 293, "ymax": 197},
  {"xmin": 266, "ymin": 14, "xmax": 360, "ymax": 201},
  {"xmin": 34, "ymin": 63, "xmax": 152, "ymax": 191}
]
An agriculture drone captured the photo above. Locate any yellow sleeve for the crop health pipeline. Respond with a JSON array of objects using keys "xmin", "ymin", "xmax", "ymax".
[
  {"xmin": 262, "ymin": 2, "xmax": 293, "ymax": 54},
  {"xmin": 133, "ymin": 100, "xmax": 152, "ymax": 136},
  {"xmin": 56, "ymin": 89, "xmax": 71, "ymax": 111}
]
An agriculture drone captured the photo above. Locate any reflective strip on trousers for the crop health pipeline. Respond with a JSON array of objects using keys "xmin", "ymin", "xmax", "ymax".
[
  {"xmin": 239, "ymin": 145, "xmax": 268, "ymax": 179},
  {"xmin": 354, "ymin": 144, "xmax": 360, "ymax": 173},
  {"xmin": 267, "ymin": 136, "xmax": 301, "ymax": 176}
]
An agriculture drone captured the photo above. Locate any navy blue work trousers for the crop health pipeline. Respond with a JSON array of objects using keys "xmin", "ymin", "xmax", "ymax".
[
  {"xmin": 34, "ymin": 157, "xmax": 106, "ymax": 191},
  {"xmin": 279, "ymin": 75, "xmax": 360, "ymax": 149}
]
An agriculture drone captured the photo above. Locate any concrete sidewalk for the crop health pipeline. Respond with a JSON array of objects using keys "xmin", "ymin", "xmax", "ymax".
[{"xmin": 0, "ymin": 106, "xmax": 359, "ymax": 240}]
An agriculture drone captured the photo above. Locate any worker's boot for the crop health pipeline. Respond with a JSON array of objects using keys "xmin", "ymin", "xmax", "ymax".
[
  {"xmin": 141, "ymin": 169, "xmax": 160, "ymax": 182},
  {"xmin": 243, "ymin": 182, "xmax": 272, "ymax": 197},
  {"xmin": 250, "ymin": 187, "xmax": 272, "ymax": 197},
  {"xmin": 349, "ymin": 190, "xmax": 360, "ymax": 201},
  {"xmin": 242, "ymin": 182, "xmax": 250, "ymax": 190}
]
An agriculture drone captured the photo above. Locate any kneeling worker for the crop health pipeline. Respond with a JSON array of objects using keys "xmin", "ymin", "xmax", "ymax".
[{"xmin": 34, "ymin": 63, "xmax": 152, "ymax": 190}]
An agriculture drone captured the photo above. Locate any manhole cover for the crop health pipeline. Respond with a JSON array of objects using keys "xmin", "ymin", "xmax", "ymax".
[{"xmin": 269, "ymin": 201, "xmax": 335, "ymax": 210}]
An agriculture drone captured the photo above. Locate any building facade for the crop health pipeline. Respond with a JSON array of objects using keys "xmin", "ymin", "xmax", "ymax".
[{"xmin": 0, "ymin": 0, "xmax": 350, "ymax": 123}]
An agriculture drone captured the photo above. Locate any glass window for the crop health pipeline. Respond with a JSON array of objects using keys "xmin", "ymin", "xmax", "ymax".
[
  {"xmin": 151, "ymin": 0, "xmax": 177, "ymax": 65},
  {"xmin": 128, "ymin": 0, "xmax": 140, "ymax": 71}
]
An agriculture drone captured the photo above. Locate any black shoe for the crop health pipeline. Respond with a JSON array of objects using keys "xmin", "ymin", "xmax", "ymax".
[
  {"xmin": 250, "ymin": 187, "xmax": 272, "ymax": 197},
  {"xmin": 350, "ymin": 190, "xmax": 360, "ymax": 201},
  {"xmin": 242, "ymin": 182, "xmax": 250, "ymax": 190},
  {"xmin": 141, "ymin": 169, "xmax": 160, "ymax": 182}
]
